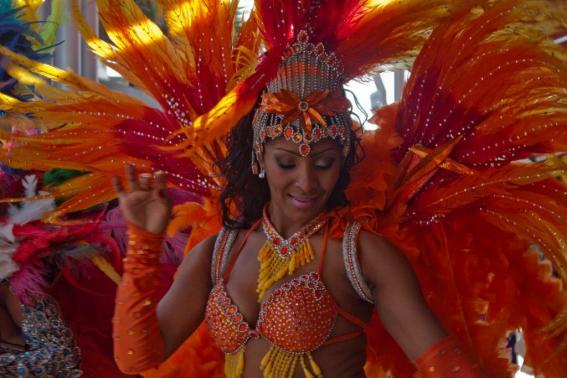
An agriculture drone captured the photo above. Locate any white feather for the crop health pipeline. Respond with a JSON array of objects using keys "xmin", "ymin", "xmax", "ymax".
[{"xmin": 8, "ymin": 174, "xmax": 55, "ymax": 225}]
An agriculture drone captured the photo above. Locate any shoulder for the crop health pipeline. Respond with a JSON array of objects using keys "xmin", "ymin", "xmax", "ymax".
[
  {"xmin": 195, "ymin": 233, "xmax": 219, "ymax": 250},
  {"xmin": 189, "ymin": 233, "xmax": 218, "ymax": 257},
  {"xmin": 179, "ymin": 233, "xmax": 219, "ymax": 270},
  {"xmin": 358, "ymin": 230, "xmax": 398, "ymax": 255},
  {"xmin": 357, "ymin": 230, "xmax": 414, "ymax": 290}
]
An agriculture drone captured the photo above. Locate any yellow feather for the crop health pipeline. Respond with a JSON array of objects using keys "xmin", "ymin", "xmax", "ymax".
[
  {"xmin": 71, "ymin": 0, "xmax": 116, "ymax": 59},
  {"xmin": 14, "ymin": 0, "xmax": 43, "ymax": 23},
  {"xmin": 90, "ymin": 255, "xmax": 121, "ymax": 284},
  {"xmin": 0, "ymin": 92, "xmax": 22, "ymax": 109},
  {"xmin": 40, "ymin": 0, "xmax": 64, "ymax": 49},
  {"xmin": 4, "ymin": 62, "xmax": 69, "ymax": 100}
]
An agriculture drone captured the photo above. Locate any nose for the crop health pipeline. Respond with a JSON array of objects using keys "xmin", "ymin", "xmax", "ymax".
[{"xmin": 295, "ymin": 161, "xmax": 317, "ymax": 194}]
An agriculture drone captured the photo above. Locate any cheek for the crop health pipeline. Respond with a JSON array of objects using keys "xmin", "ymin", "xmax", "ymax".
[
  {"xmin": 321, "ymin": 165, "xmax": 342, "ymax": 192},
  {"xmin": 265, "ymin": 165, "xmax": 290, "ymax": 192}
]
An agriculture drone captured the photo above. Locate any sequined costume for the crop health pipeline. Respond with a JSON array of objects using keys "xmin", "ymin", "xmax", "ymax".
[
  {"xmin": 0, "ymin": 0, "xmax": 566, "ymax": 377},
  {"xmin": 0, "ymin": 182, "xmax": 127, "ymax": 377},
  {"xmin": 206, "ymin": 221, "xmax": 367, "ymax": 377},
  {"xmin": 0, "ymin": 297, "xmax": 82, "ymax": 377}
]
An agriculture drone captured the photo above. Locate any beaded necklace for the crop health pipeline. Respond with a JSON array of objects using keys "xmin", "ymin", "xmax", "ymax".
[{"xmin": 257, "ymin": 205, "xmax": 327, "ymax": 301}]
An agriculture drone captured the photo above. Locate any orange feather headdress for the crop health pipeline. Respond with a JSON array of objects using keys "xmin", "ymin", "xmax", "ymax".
[
  {"xmin": 0, "ymin": 0, "xmax": 477, "ymax": 222},
  {"xmin": 1, "ymin": 0, "xmax": 567, "ymax": 377}
]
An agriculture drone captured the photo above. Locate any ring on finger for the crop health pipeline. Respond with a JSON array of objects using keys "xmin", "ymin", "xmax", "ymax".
[{"xmin": 139, "ymin": 173, "xmax": 153, "ymax": 187}]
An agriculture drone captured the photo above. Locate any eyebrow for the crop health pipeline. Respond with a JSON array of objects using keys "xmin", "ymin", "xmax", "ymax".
[{"xmin": 273, "ymin": 147, "xmax": 338, "ymax": 157}]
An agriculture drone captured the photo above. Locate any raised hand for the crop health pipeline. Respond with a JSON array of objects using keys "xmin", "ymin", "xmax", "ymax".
[{"xmin": 112, "ymin": 165, "xmax": 172, "ymax": 235}]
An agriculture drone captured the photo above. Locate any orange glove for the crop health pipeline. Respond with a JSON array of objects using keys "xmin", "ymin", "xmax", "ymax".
[
  {"xmin": 416, "ymin": 337, "xmax": 485, "ymax": 377},
  {"xmin": 113, "ymin": 223, "xmax": 165, "ymax": 374}
]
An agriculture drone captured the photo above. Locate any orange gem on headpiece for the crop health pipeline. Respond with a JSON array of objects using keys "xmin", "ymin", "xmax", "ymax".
[
  {"xmin": 252, "ymin": 30, "xmax": 353, "ymax": 164},
  {"xmin": 300, "ymin": 144, "xmax": 311, "ymax": 156}
]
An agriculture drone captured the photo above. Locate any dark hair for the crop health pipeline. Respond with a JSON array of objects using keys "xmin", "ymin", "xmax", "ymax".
[{"xmin": 218, "ymin": 110, "xmax": 363, "ymax": 229}]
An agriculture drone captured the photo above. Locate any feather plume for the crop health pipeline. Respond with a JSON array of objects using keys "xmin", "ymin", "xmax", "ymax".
[
  {"xmin": 7, "ymin": 174, "xmax": 55, "ymax": 224},
  {"xmin": 0, "ymin": 0, "xmax": 262, "ymax": 222},
  {"xmin": 355, "ymin": 1, "xmax": 567, "ymax": 375}
]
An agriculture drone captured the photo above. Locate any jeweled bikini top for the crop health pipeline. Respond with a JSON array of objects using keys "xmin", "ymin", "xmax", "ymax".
[{"xmin": 205, "ymin": 218, "xmax": 366, "ymax": 357}]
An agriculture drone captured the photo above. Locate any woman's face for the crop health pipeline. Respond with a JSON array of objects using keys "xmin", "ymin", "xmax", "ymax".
[{"xmin": 260, "ymin": 137, "xmax": 342, "ymax": 224}]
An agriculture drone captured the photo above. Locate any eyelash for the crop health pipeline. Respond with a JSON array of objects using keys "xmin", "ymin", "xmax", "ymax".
[
  {"xmin": 276, "ymin": 160, "xmax": 334, "ymax": 170},
  {"xmin": 315, "ymin": 162, "xmax": 333, "ymax": 170},
  {"xmin": 278, "ymin": 163, "xmax": 295, "ymax": 170}
]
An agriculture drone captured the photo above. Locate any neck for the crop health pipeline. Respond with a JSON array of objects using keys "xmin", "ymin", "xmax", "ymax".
[{"xmin": 266, "ymin": 203, "xmax": 323, "ymax": 239}]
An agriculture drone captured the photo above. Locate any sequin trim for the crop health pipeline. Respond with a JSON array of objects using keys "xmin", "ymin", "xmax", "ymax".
[
  {"xmin": 257, "ymin": 272, "xmax": 337, "ymax": 354},
  {"xmin": 342, "ymin": 222, "xmax": 374, "ymax": 304},
  {"xmin": 206, "ymin": 271, "xmax": 337, "ymax": 355},
  {"xmin": 211, "ymin": 228, "xmax": 238, "ymax": 284},
  {"xmin": 262, "ymin": 207, "xmax": 326, "ymax": 258}
]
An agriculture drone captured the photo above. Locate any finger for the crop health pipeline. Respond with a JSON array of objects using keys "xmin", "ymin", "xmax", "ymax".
[
  {"xmin": 154, "ymin": 171, "xmax": 167, "ymax": 191},
  {"xmin": 125, "ymin": 164, "xmax": 139, "ymax": 191},
  {"xmin": 112, "ymin": 176, "xmax": 125, "ymax": 198},
  {"xmin": 139, "ymin": 173, "xmax": 153, "ymax": 191}
]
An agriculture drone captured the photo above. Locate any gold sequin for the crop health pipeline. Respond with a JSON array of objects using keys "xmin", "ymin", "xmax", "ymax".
[{"xmin": 127, "ymin": 349, "xmax": 135, "ymax": 356}]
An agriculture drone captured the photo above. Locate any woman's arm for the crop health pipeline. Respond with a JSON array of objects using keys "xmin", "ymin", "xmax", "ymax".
[
  {"xmin": 358, "ymin": 231, "xmax": 483, "ymax": 376},
  {"xmin": 113, "ymin": 225, "xmax": 215, "ymax": 374},
  {"xmin": 113, "ymin": 225, "xmax": 214, "ymax": 374},
  {"xmin": 0, "ymin": 283, "xmax": 24, "ymax": 347},
  {"xmin": 157, "ymin": 234, "xmax": 215, "ymax": 357},
  {"xmin": 112, "ymin": 166, "xmax": 217, "ymax": 374}
]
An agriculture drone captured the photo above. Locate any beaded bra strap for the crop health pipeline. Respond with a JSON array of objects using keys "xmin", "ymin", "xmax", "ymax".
[
  {"xmin": 211, "ymin": 227, "xmax": 238, "ymax": 284},
  {"xmin": 342, "ymin": 222, "xmax": 374, "ymax": 304}
]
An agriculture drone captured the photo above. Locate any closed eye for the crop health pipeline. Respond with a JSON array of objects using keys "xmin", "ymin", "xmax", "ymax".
[
  {"xmin": 315, "ymin": 158, "xmax": 336, "ymax": 170},
  {"xmin": 276, "ymin": 160, "xmax": 296, "ymax": 169}
]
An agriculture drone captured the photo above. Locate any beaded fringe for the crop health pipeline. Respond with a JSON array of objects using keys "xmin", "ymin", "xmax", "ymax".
[
  {"xmin": 257, "ymin": 239, "xmax": 315, "ymax": 301},
  {"xmin": 260, "ymin": 344, "xmax": 322, "ymax": 378},
  {"xmin": 224, "ymin": 347, "xmax": 246, "ymax": 378}
]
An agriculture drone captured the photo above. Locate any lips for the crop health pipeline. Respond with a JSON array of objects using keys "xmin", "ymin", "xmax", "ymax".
[{"xmin": 288, "ymin": 194, "xmax": 319, "ymax": 209}]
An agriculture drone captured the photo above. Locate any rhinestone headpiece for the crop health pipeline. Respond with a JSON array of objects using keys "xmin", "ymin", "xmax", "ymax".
[{"xmin": 251, "ymin": 30, "xmax": 352, "ymax": 174}]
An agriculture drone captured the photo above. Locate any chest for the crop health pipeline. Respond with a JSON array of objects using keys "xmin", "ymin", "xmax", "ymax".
[{"xmin": 222, "ymin": 233, "xmax": 354, "ymax": 326}]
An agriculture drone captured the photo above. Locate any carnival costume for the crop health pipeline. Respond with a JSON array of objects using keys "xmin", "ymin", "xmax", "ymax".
[
  {"xmin": 0, "ymin": 0, "xmax": 566, "ymax": 377},
  {"xmin": 0, "ymin": 2, "xmax": 131, "ymax": 376}
]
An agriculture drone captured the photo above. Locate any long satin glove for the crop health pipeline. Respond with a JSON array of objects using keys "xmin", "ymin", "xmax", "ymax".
[
  {"xmin": 416, "ymin": 337, "xmax": 485, "ymax": 377},
  {"xmin": 113, "ymin": 223, "xmax": 165, "ymax": 374}
]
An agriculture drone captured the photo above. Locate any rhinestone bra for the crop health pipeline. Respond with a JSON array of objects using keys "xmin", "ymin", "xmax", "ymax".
[{"xmin": 205, "ymin": 223, "xmax": 367, "ymax": 355}]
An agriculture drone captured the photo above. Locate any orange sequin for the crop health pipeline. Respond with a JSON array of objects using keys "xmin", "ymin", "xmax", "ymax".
[{"xmin": 205, "ymin": 272, "xmax": 337, "ymax": 354}]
